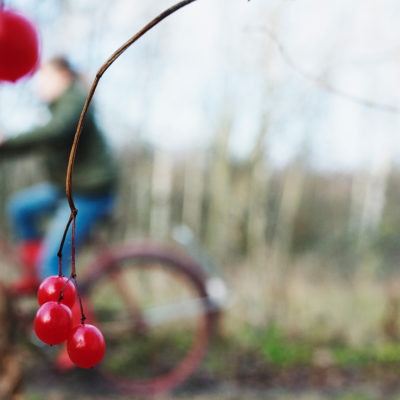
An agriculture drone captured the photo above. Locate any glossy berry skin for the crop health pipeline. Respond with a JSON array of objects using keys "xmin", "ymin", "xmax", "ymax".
[
  {"xmin": 37, "ymin": 275, "xmax": 77, "ymax": 309},
  {"xmin": 67, "ymin": 324, "xmax": 106, "ymax": 368},
  {"xmin": 0, "ymin": 9, "xmax": 40, "ymax": 82},
  {"xmin": 34, "ymin": 301, "xmax": 72, "ymax": 345}
]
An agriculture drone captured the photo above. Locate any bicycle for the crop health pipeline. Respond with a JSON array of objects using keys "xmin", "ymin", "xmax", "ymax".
[{"xmin": 0, "ymin": 221, "xmax": 228, "ymax": 396}]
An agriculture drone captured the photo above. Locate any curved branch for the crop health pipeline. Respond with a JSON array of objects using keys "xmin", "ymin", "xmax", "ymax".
[
  {"xmin": 57, "ymin": 0, "xmax": 199, "ymax": 268},
  {"xmin": 65, "ymin": 0, "xmax": 199, "ymax": 212},
  {"xmin": 265, "ymin": 27, "xmax": 400, "ymax": 114}
]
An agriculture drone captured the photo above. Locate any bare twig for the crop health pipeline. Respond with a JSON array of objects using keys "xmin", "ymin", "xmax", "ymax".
[
  {"xmin": 56, "ymin": 0, "xmax": 201, "ymax": 323},
  {"xmin": 65, "ymin": 0, "xmax": 199, "ymax": 213},
  {"xmin": 265, "ymin": 27, "xmax": 400, "ymax": 114},
  {"xmin": 58, "ymin": 0, "xmax": 199, "ymax": 263}
]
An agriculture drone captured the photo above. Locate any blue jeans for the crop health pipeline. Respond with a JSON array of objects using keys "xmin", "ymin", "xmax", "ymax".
[{"xmin": 7, "ymin": 183, "xmax": 116, "ymax": 278}]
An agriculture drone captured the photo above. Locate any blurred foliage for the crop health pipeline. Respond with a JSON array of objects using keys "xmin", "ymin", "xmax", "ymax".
[
  {"xmin": 372, "ymin": 171, "xmax": 400, "ymax": 273},
  {"xmin": 201, "ymin": 323, "xmax": 400, "ymax": 389},
  {"xmin": 3, "ymin": 148, "xmax": 400, "ymax": 274},
  {"xmin": 4, "ymin": 148, "xmax": 400, "ymax": 398}
]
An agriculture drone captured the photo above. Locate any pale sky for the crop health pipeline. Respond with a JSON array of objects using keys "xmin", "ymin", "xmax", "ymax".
[{"xmin": 1, "ymin": 0, "xmax": 400, "ymax": 172}]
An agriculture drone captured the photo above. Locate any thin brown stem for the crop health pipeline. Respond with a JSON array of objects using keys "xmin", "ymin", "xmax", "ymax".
[
  {"xmin": 57, "ymin": 276, "xmax": 73, "ymax": 303},
  {"xmin": 57, "ymin": 255, "xmax": 63, "ymax": 277},
  {"xmin": 60, "ymin": 0, "xmax": 200, "ymax": 323},
  {"xmin": 71, "ymin": 213, "xmax": 77, "ymax": 277},
  {"xmin": 65, "ymin": 0, "xmax": 199, "ymax": 213},
  {"xmin": 72, "ymin": 275, "xmax": 86, "ymax": 324},
  {"xmin": 56, "ymin": 209, "xmax": 77, "ymax": 264},
  {"xmin": 61, "ymin": 0, "xmax": 198, "ymax": 260}
]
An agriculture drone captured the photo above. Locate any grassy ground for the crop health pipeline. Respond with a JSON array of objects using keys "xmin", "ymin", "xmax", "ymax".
[
  {"xmin": 16, "ymin": 254, "xmax": 400, "ymax": 399},
  {"xmin": 23, "ymin": 382, "xmax": 400, "ymax": 400},
  {"xmin": 21, "ymin": 326, "xmax": 400, "ymax": 400}
]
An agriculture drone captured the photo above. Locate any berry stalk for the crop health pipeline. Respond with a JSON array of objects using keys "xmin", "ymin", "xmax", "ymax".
[
  {"xmin": 57, "ymin": 0, "xmax": 199, "ymax": 268},
  {"xmin": 57, "ymin": 0, "xmax": 200, "ymax": 324},
  {"xmin": 65, "ymin": 0, "xmax": 199, "ymax": 216}
]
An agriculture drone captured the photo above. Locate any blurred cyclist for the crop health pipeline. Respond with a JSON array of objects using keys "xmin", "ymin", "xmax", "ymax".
[{"xmin": 0, "ymin": 56, "xmax": 118, "ymax": 294}]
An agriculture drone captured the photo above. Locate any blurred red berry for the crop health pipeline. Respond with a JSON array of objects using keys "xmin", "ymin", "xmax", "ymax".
[{"xmin": 0, "ymin": 9, "xmax": 40, "ymax": 82}]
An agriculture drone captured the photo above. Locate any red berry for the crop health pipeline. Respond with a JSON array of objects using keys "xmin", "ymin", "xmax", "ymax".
[
  {"xmin": 67, "ymin": 324, "xmax": 105, "ymax": 368},
  {"xmin": 37, "ymin": 275, "xmax": 76, "ymax": 309},
  {"xmin": 0, "ymin": 9, "xmax": 40, "ymax": 82},
  {"xmin": 34, "ymin": 301, "xmax": 72, "ymax": 345}
]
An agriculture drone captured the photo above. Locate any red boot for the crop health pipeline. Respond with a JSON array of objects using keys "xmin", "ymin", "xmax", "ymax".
[{"xmin": 8, "ymin": 240, "xmax": 42, "ymax": 295}]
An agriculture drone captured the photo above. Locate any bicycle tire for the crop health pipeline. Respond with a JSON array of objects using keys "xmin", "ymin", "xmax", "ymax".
[{"xmin": 79, "ymin": 241, "xmax": 218, "ymax": 396}]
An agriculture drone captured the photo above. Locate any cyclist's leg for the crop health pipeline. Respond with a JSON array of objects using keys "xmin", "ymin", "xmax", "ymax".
[
  {"xmin": 6, "ymin": 183, "xmax": 60, "ymax": 294},
  {"xmin": 7, "ymin": 183, "xmax": 60, "ymax": 241},
  {"xmin": 40, "ymin": 193, "xmax": 116, "ymax": 279}
]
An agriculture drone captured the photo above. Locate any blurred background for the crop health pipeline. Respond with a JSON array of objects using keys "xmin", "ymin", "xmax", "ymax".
[{"xmin": 2, "ymin": 0, "xmax": 400, "ymax": 398}]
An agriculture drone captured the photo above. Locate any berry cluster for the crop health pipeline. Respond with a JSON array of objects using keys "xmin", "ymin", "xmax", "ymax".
[{"xmin": 34, "ymin": 275, "xmax": 105, "ymax": 368}]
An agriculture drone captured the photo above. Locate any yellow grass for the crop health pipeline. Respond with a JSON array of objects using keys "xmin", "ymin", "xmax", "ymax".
[{"xmin": 222, "ymin": 252, "xmax": 391, "ymax": 346}]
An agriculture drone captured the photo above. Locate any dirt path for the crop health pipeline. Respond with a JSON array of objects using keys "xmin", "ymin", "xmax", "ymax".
[
  {"xmin": 22, "ymin": 361, "xmax": 400, "ymax": 400},
  {"xmin": 20, "ymin": 349, "xmax": 400, "ymax": 400},
  {"xmin": 24, "ymin": 382, "xmax": 400, "ymax": 400}
]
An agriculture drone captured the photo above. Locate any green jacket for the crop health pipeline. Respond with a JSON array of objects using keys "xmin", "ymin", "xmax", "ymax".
[{"xmin": 0, "ymin": 82, "xmax": 117, "ymax": 196}]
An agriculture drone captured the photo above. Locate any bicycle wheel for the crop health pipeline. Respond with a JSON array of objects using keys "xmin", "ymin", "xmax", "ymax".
[{"xmin": 79, "ymin": 241, "xmax": 218, "ymax": 395}]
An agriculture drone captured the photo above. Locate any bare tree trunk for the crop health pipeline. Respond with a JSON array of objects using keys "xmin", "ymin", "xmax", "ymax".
[
  {"xmin": 149, "ymin": 148, "xmax": 173, "ymax": 240},
  {"xmin": 245, "ymin": 109, "xmax": 269, "ymax": 258},
  {"xmin": 182, "ymin": 150, "xmax": 207, "ymax": 235},
  {"xmin": 360, "ymin": 155, "xmax": 391, "ymax": 235},
  {"xmin": 269, "ymin": 161, "xmax": 305, "ymax": 320},
  {"xmin": 204, "ymin": 109, "xmax": 233, "ymax": 256},
  {"xmin": 349, "ymin": 147, "xmax": 391, "ymax": 240}
]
